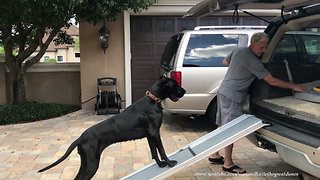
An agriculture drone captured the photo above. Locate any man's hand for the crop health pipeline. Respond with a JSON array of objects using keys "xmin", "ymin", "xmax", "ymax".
[
  {"xmin": 291, "ymin": 84, "xmax": 308, "ymax": 92},
  {"xmin": 263, "ymin": 74, "xmax": 307, "ymax": 92},
  {"xmin": 222, "ymin": 58, "xmax": 229, "ymax": 66}
]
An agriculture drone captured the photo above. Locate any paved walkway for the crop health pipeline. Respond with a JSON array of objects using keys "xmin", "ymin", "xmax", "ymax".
[{"xmin": 0, "ymin": 110, "xmax": 317, "ymax": 180}]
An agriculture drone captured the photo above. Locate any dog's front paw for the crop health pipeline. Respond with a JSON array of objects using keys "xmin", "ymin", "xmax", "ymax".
[
  {"xmin": 167, "ymin": 160, "xmax": 177, "ymax": 167},
  {"xmin": 157, "ymin": 160, "xmax": 167, "ymax": 168}
]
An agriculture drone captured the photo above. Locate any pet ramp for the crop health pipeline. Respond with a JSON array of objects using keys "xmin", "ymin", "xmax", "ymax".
[{"xmin": 120, "ymin": 114, "xmax": 268, "ymax": 180}]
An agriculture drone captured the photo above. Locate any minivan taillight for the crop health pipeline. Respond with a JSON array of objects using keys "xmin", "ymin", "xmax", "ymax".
[{"xmin": 170, "ymin": 71, "xmax": 181, "ymax": 86}]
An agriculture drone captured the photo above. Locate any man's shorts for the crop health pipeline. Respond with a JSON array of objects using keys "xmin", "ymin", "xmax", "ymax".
[{"xmin": 215, "ymin": 93, "xmax": 243, "ymax": 126}]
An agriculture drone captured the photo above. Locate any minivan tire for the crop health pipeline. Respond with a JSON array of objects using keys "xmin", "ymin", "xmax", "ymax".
[{"xmin": 204, "ymin": 98, "xmax": 218, "ymax": 130}]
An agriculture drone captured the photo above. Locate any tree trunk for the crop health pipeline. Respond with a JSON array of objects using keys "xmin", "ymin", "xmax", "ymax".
[{"xmin": 12, "ymin": 74, "xmax": 27, "ymax": 104}]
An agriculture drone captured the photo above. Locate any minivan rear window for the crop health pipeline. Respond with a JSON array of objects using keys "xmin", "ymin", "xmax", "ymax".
[
  {"xmin": 183, "ymin": 34, "xmax": 247, "ymax": 67},
  {"xmin": 161, "ymin": 34, "xmax": 182, "ymax": 72}
]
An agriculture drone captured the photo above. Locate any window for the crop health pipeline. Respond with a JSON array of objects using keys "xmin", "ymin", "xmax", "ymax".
[
  {"xmin": 183, "ymin": 34, "xmax": 241, "ymax": 67},
  {"xmin": 179, "ymin": 19, "xmax": 196, "ymax": 31},
  {"xmin": 156, "ymin": 19, "xmax": 174, "ymax": 32},
  {"xmin": 271, "ymin": 34, "xmax": 298, "ymax": 64},
  {"xmin": 161, "ymin": 34, "xmax": 182, "ymax": 71},
  {"xmin": 221, "ymin": 18, "xmax": 234, "ymax": 25},
  {"xmin": 44, "ymin": 56, "xmax": 50, "ymax": 61},
  {"xmin": 306, "ymin": 28, "xmax": 320, "ymax": 32},
  {"xmin": 57, "ymin": 56, "xmax": 63, "ymax": 62},
  {"xmin": 271, "ymin": 32, "xmax": 320, "ymax": 65},
  {"xmin": 200, "ymin": 18, "xmax": 218, "ymax": 26},
  {"xmin": 300, "ymin": 34, "xmax": 320, "ymax": 63},
  {"xmin": 75, "ymin": 53, "xmax": 80, "ymax": 58},
  {"xmin": 135, "ymin": 19, "xmax": 152, "ymax": 32},
  {"xmin": 243, "ymin": 18, "xmax": 260, "ymax": 25}
]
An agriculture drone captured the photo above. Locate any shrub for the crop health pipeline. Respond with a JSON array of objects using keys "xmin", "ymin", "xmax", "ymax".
[{"xmin": 0, "ymin": 102, "xmax": 80, "ymax": 125}]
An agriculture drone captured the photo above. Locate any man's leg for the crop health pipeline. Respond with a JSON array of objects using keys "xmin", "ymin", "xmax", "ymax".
[
  {"xmin": 224, "ymin": 143, "xmax": 233, "ymax": 166},
  {"xmin": 223, "ymin": 143, "xmax": 246, "ymax": 173},
  {"xmin": 209, "ymin": 152, "xmax": 221, "ymax": 158},
  {"xmin": 209, "ymin": 94, "xmax": 246, "ymax": 173},
  {"xmin": 208, "ymin": 150, "xmax": 224, "ymax": 164},
  {"xmin": 209, "ymin": 93, "xmax": 223, "ymax": 160},
  {"xmin": 222, "ymin": 96, "xmax": 246, "ymax": 173}
]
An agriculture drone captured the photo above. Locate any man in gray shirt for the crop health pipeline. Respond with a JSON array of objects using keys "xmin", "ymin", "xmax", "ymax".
[{"xmin": 208, "ymin": 32, "xmax": 307, "ymax": 173}]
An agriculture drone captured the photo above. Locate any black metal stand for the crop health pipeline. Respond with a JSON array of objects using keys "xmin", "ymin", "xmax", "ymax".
[{"xmin": 95, "ymin": 77, "xmax": 122, "ymax": 115}]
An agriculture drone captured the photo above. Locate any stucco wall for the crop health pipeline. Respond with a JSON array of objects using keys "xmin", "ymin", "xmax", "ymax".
[
  {"xmin": 66, "ymin": 47, "xmax": 80, "ymax": 62},
  {"xmin": 3, "ymin": 63, "xmax": 81, "ymax": 106},
  {"xmin": 56, "ymin": 49, "xmax": 67, "ymax": 62},
  {"xmin": 25, "ymin": 71, "xmax": 80, "ymax": 105},
  {"xmin": 80, "ymin": 14, "xmax": 125, "ymax": 110}
]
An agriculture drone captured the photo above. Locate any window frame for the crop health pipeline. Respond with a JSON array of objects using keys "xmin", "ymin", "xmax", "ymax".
[{"xmin": 57, "ymin": 55, "xmax": 64, "ymax": 62}]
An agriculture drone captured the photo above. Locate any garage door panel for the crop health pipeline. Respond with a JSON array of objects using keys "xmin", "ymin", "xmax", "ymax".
[
  {"xmin": 131, "ymin": 16, "xmax": 177, "ymax": 103},
  {"xmin": 155, "ymin": 41, "xmax": 168, "ymax": 57},
  {"xmin": 132, "ymin": 80, "xmax": 156, "ymax": 102},
  {"xmin": 132, "ymin": 65, "xmax": 154, "ymax": 80},
  {"xmin": 132, "ymin": 62, "xmax": 160, "ymax": 79},
  {"xmin": 132, "ymin": 42, "xmax": 153, "ymax": 57}
]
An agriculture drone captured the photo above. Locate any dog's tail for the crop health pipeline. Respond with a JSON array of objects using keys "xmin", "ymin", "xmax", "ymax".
[{"xmin": 38, "ymin": 138, "xmax": 81, "ymax": 173}]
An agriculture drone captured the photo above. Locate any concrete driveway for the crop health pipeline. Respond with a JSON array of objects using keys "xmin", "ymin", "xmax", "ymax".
[{"xmin": 0, "ymin": 110, "xmax": 317, "ymax": 180}]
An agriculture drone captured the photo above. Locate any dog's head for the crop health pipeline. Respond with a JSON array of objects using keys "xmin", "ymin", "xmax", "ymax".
[{"xmin": 149, "ymin": 76, "xmax": 186, "ymax": 102}]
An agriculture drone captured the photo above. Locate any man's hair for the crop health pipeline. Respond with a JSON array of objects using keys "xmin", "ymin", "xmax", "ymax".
[{"xmin": 251, "ymin": 32, "xmax": 269, "ymax": 44}]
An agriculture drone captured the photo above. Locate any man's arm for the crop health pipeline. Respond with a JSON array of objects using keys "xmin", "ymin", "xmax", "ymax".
[
  {"xmin": 222, "ymin": 58, "xmax": 229, "ymax": 66},
  {"xmin": 263, "ymin": 74, "xmax": 307, "ymax": 92}
]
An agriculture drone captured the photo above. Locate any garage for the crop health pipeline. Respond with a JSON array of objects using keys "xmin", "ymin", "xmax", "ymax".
[{"xmin": 130, "ymin": 15, "xmax": 272, "ymax": 102}]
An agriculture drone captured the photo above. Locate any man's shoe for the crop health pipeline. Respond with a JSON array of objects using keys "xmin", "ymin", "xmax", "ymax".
[
  {"xmin": 222, "ymin": 165, "xmax": 247, "ymax": 174},
  {"xmin": 208, "ymin": 156, "xmax": 224, "ymax": 164}
]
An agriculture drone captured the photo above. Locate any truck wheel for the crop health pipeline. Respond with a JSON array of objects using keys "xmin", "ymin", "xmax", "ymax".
[{"xmin": 205, "ymin": 99, "xmax": 218, "ymax": 130}]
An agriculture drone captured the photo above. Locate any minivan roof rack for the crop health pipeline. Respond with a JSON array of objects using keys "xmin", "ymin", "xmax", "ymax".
[{"xmin": 194, "ymin": 26, "xmax": 266, "ymax": 30}]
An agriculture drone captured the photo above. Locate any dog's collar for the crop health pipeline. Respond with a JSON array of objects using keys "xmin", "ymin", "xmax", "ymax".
[{"xmin": 145, "ymin": 91, "xmax": 162, "ymax": 103}]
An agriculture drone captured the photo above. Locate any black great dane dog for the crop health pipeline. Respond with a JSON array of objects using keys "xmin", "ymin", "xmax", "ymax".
[{"xmin": 38, "ymin": 77, "xmax": 186, "ymax": 180}]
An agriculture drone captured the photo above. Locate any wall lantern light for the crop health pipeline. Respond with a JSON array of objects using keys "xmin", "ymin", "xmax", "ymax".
[{"xmin": 99, "ymin": 22, "xmax": 110, "ymax": 53}]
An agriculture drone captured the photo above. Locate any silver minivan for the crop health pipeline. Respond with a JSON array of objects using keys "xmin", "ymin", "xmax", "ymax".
[{"xmin": 161, "ymin": 26, "xmax": 265, "ymax": 125}]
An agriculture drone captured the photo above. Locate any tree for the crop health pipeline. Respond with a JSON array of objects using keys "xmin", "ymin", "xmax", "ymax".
[{"xmin": 0, "ymin": 0, "xmax": 155, "ymax": 104}]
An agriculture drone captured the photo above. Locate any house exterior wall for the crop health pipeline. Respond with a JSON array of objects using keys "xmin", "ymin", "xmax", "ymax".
[
  {"xmin": 40, "ymin": 51, "xmax": 56, "ymax": 61},
  {"xmin": 37, "ymin": 47, "xmax": 80, "ymax": 63},
  {"xmin": 66, "ymin": 47, "xmax": 79, "ymax": 62},
  {"xmin": 80, "ymin": 14, "xmax": 125, "ymax": 110},
  {"xmin": 33, "ymin": 25, "xmax": 80, "ymax": 63},
  {"xmin": 56, "ymin": 48, "xmax": 67, "ymax": 62}
]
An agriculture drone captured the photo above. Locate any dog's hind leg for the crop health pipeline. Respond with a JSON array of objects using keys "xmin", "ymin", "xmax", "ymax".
[{"xmin": 74, "ymin": 143, "xmax": 104, "ymax": 180}]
